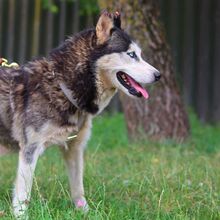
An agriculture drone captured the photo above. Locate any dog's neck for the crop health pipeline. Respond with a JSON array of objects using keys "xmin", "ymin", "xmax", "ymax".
[
  {"xmin": 95, "ymin": 70, "xmax": 117, "ymax": 114},
  {"xmin": 55, "ymin": 69, "xmax": 117, "ymax": 116},
  {"xmin": 49, "ymin": 29, "xmax": 100, "ymax": 114}
]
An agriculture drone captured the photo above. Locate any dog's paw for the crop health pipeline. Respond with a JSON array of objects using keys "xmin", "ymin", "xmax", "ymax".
[
  {"xmin": 13, "ymin": 202, "xmax": 28, "ymax": 220},
  {"xmin": 74, "ymin": 197, "xmax": 89, "ymax": 213}
]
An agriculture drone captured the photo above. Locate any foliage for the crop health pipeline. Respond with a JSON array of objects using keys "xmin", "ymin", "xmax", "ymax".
[
  {"xmin": 0, "ymin": 113, "xmax": 220, "ymax": 219},
  {"xmin": 41, "ymin": 0, "xmax": 99, "ymax": 16},
  {"xmin": 42, "ymin": 0, "xmax": 59, "ymax": 13},
  {"xmin": 79, "ymin": 0, "xmax": 99, "ymax": 16}
]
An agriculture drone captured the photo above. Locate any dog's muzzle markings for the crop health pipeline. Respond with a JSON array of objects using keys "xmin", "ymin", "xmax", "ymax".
[
  {"xmin": 0, "ymin": 11, "xmax": 160, "ymax": 219},
  {"xmin": 116, "ymin": 71, "xmax": 149, "ymax": 98}
]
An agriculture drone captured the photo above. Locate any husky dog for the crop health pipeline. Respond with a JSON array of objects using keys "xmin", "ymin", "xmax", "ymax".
[{"xmin": 0, "ymin": 11, "xmax": 160, "ymax": 218}]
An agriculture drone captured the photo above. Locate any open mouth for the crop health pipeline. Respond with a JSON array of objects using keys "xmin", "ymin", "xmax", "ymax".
[{"xmin": 116, "ymin": 71, "xmax": 149, "ymax": 99}]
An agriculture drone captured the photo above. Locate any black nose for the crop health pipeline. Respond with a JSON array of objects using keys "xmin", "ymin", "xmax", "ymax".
[{"xmin": 154, "ymin": 71, "xmax": 161, "ymax": 81}]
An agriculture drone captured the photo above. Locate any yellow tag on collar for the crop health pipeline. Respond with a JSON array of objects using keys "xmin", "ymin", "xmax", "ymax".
[
  {"xmin": 67, "ymin": 135, "xmax": 77, "ymax": 141},
  {"xmin": 0, "ymin": 58, "xmax": 19, "ymax": 68}
]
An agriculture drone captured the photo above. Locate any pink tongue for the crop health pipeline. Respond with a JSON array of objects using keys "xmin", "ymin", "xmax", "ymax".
[{"xmin": 127, "ymin": 76, "xmax": 149, "ymax": 99}]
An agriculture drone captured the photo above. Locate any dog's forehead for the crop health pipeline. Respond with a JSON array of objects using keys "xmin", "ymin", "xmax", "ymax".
[
  {"xmin": 107, "ymin": 29, "xmax": 132, "ymax": 53},
  {"xmin": 128, "ymin": 42, "xmax": 141, "ymax": 54}
]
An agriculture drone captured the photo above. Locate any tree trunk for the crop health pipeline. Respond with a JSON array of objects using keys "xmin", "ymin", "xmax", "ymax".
[{"xmin": 98, "ymin": 0, "xmax": 190, "ymax": 141}]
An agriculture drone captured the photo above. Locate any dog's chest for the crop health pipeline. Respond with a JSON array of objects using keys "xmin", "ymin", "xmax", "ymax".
[
  {"xmin": 45, "ymin": 125, "xmax": 76, "ymax": 146},
  {"xmin": 48, "ymin": 115, "xmax": 86, "ymax": 145}
]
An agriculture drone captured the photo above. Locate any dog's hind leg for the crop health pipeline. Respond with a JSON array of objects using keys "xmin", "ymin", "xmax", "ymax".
[
  {"xmin": 13, "ymin": 143, "xmax": 42, "ymax": 218},
  {"xmin": 61, "ymin": 118, "xmax": 92, "ymax": 212}
]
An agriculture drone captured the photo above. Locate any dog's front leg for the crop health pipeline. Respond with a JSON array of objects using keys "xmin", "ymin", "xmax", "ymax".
[
  {"xmin": 13, "ymin": 143, "xmax": 41, "ymax": 218},
  {"xmin": 62, "ymin": 118, "xmax": 92, "ymax": 212}
]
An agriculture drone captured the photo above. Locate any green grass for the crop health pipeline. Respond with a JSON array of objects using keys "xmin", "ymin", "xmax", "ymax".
[{"xmin": 0, "ymin": 113, "xmax": 220, "ymax": 219}]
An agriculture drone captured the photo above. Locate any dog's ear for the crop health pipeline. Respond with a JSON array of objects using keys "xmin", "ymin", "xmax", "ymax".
[
  {"xmin": 113, "ymin": 11, "xmax": 121, "ymax": 29},
  {"xmin": 96, "ymin": 10, "xmax": 114, "ymax": 45}
]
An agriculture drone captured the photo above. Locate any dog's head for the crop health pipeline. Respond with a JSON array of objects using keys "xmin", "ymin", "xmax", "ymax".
[{"xmin": 94, "ymin": 11, "xmax": 160, "ymax": 99}]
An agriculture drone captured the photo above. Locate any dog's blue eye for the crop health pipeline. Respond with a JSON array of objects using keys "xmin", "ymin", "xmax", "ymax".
[{"xmin": 127, "ymin": 52, "xmax": 137, "ymax": 59}]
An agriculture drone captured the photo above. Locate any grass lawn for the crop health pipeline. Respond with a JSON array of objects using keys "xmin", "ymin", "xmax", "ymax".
[{"xmin": 0, "ymin": 113, "xmax": 220, "ymax": 219}]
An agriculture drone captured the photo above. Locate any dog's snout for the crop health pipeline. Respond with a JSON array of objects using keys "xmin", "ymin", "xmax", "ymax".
[{"xmin": 154, "ymin": 71, "xmax": 161, "ymax": 81}]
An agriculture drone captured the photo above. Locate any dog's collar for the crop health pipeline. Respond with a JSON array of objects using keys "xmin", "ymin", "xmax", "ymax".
[
  {"xmin": 59, "ymin": 82, "xmax": 79, "ymax": 108},
  {"xmin": 52, "ymin": 69, "xmax": 79, "ymax": 108}
]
